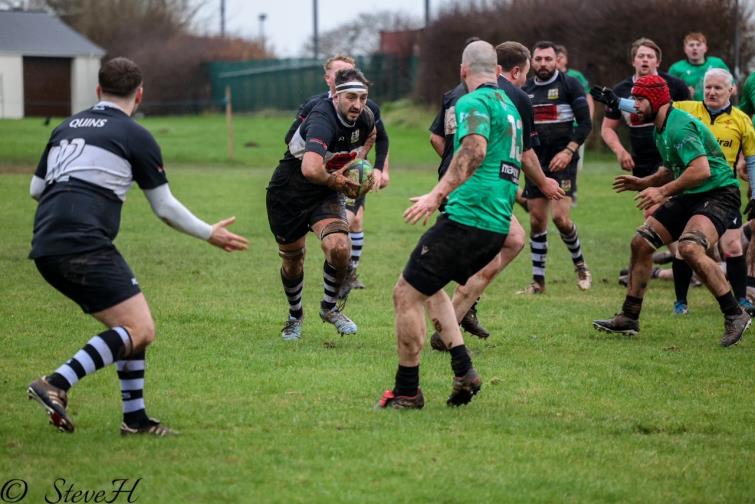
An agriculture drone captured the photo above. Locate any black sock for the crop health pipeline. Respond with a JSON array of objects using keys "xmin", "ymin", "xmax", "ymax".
[
  {"xmin": 394, "ymin": 365, "xmax": 419, "ymax": 397},
  {"xmin": 321, "ymin": 261, "xmax": 340, "ymax": 312},
  {"xmin": 531, "ymin": 231, "xmax": 547, "ymax": 285},
  {"xmin": 449, "ymin": 345, "xmax": 472, "ymax": 377},
  {"xmin": 672, "ymin": 258, "xmax": 693, "ymax": 304},
  {"xmin": 117, "ymin": 350, "xmax": 150, "ymax": 427},
  {"xmin": 281, "ymin": 268, "xmax": 304, "ymax": 320},
  {"xmin": 622, "ymin": 295, "xmax": 643, "ymax": 320},
  {"xmin": 716, "ymin": 291, "xmax": 741, "ymax": 316},
  {"xmin": 48, "ymin": 327, "xmax": 132, "ymax": 392},
  {"xmin": 725, "ymin": 256, "xmax": 747, "ymax": 301}
]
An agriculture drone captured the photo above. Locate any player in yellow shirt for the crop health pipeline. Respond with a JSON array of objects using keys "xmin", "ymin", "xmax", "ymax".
[{"xmin": 673, "ymin": 68, "xmax": 755, "ymax": 314}]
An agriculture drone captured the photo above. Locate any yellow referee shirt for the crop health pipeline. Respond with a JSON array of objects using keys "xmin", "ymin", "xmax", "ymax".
[{"xmin": 675, "ymin": 101, "xmax": 755, "ymax": 168}]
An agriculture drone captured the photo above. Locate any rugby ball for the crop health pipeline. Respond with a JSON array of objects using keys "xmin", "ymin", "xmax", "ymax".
[{"xmin": 346, "ymin": 159, "xmax": 374, "ymax": 198}]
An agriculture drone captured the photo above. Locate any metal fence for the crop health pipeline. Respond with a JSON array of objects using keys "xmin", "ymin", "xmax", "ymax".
[{"xmin": 207, "ymin": 54, "xmax": 417, "ymax": 112}]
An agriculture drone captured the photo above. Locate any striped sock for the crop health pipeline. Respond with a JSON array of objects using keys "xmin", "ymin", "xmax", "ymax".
[
  {"xmin": 281, "ymin": 269, "xmax": 304, "ymax": 320},
  {"xmin": 350, "ymin": 231, "xmax": 364, "ymax": 269},
  {"xmin": 321, "ymin": 261, "xmax": 340, "ymax": 312},
  {"xmin": 531, "ymin": 231, "xmax": 548, "ymax": 284},
  {"xmin": 117, "ymin": 350, "xmax": 149, "ymax": 427},
  {"xmin": 47, "ymin": 327, "xmax": 132, "ymax": 391},
  {"xmin": 560, "ymin": 224, "xmax": 585, "ymax": 266}
]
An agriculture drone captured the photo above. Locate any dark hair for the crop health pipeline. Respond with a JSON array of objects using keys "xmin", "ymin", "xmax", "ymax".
[
  {"xmin": 98, "ymin": 57, "xmax": 143, "ymax": 97},
  {"xmin": 532, "ymin": 40, "xmax": 559, "ymax": 54},
  {"xmin": 334, "ymin": 68, "xmax": 370, "ymax": 87},
  {"xmin": 555, "ymin": 44, "xmax": 567, "ymax": 57},
  {"xmin": 496, "ymin": 41, "xmax": 531, "ymax": 71},
  {"xmin": 464, "ymin": 36, "xmax": 482, "ymax": 47}
]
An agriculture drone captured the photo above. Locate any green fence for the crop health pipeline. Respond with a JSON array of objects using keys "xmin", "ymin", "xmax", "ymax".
[{"xmin": 207, "ymin": 54, "xmax": 417, "ymax": 112}]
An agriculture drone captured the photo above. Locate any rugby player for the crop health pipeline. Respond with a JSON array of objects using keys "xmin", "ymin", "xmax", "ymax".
[
  {"xmin": 428, "ymin": 40, "xmax": 563, "ymax": 350},
  {"xmin": 600, "ymin": 38, "xmax": 689, "ymax": 179},
  {"xmin": 284, "ymin": 55, "xmax": 389, "ymax": 295},
  {"xmin": 668, "ymin": 32, "xmax": 731, "ymax": 101},
  {"xmin": 520, "ymin": 41, "xmax": 592, "ymax": 295},
  {"xmin": 267, "ymin": 68, "xmax": 373, "ymax": 341},
  {"xmin": 671, "ymin": 68, "xmax": 755, "ymax": 315},
  {"xmin": 593, "ymin": 75, "xmax": 751, "ymax": 347},
  {"xmin": 27, "ymin": 57, "xmax": 248, "ymax": 435}
]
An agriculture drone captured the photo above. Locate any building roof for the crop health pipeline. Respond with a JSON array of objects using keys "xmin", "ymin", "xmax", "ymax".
[{"xmin": 0, "ymin": 10, "xmax": 105, "ymax": 58}]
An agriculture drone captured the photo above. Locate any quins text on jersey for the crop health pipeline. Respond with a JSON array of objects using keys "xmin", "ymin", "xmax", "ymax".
[{"xmin": 69, "ymin": 118, "xmax": 108, "ymax": 128}]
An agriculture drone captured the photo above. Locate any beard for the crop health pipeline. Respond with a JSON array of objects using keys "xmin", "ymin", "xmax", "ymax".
[{"xmin": 535, "ymin": 67, "xmax": 555, "ymax": 81}]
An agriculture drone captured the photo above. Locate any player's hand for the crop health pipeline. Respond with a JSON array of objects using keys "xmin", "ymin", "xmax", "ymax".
[
  {"xmin": 590, "ymin": 86, "xmax": 620, "ymax": 109},
  {"xmin": 370, "ymin": 169, "xmax": 383, "ymax": 192},
  {"xmin": 613, "ymin": 175, "xmax": 644, "ymax": 193},
  {"xmin": 548, "ymin": 150, "xmax": 572, "ymax": 172},
  {"xmin": 378, "ymin": 169, "xmax": 390, "ymax": 189},
  {"xmin": 634, "ymin": 187, "xmax": 665, "ymax": 210},
  {"xmin": 326, "ymin": 165, "xmax": 361, "ymax": 199},
  {"xmin": 617, "ymin": 150, "xmax": 635, "ymax": 171},
  {"xmin": 208, "ymin": 216, "xmax": 249, "ymax": 252},
  {"xmin": 404, "ymin": 192, "xmax": 441, "ymax": 225},
  {"xmin": 539, "ymin": 177, "xmax": 565, "ymax": 200}
]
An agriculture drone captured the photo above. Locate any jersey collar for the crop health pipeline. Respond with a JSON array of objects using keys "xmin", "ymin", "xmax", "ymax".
[
  {"xmin": 704, "ymin": 101, "xmax": 732, "ymax": 124},
  {"xmin": 331, "ymin": 100, "xmax": 357, "ymax": 128},
  {"xmin": 93, "ymin": 101, "xmax": 128, "ymax": 115},
  {"xmin": 476, "ymin": 81, "xmax": 499, "ymax": 91}
]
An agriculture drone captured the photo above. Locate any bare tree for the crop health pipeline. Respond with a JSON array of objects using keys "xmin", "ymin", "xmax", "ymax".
[{"xmin": 302, "ymin": 10, "xmax": 421, "ymax": 57}]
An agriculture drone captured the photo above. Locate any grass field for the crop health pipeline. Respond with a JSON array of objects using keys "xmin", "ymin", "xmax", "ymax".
[{"xmin": 1, "ymin": 111, "xmax": 754, "ymax": 503}]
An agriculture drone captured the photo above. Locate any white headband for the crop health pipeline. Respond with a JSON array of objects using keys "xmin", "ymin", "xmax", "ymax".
[{"xmin": 335, "ymin": 81, "xmax": 368, "ymax": 94}]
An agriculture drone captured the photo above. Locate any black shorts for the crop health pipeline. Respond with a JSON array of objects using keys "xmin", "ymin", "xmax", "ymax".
[
  {"xmin": 402, "ymin": 214, "xmax": 506, "ymax": 296},
  {"xmin": 525, "ymin": 156, "xmax": 578, "ymax": 199},
  {"xmin": 652, "ymin": 185, "xmax": 741, "ymax": 241},
  {"xmin": 34, "ymin": 247, "xmax": 141, "ymax": 314},
  {"xmin": 266, "ymin": 189, "xmax": 347, "ymax": 245},
  {"xmin": 632, "ymin": 159, "xmax": 662, "ymax": 178},
  {"xmin": 345, "ymin": 194, "xmax": 366, "ymax": 214}
]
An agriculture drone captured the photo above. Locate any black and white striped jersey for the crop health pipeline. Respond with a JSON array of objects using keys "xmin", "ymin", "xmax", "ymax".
[
  {"xmin": 267, "ymin": 99, "xmax": 374, "ymax": 203},
  {"xmin": 30, "ymin": 102, "xmax": 168, "ymax": 258}
]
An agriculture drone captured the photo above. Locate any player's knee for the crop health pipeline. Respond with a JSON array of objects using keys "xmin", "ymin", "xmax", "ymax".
[
  {"xmin": 326, "ymin": 235, "xmax": 350, "ymax": 265},
  {"xmin": 678, "ymin": 230, "xmax": 709, "ymax": 261},
  {"xmin": 631, "ymin": 233, "xmax": 655, "ymax": 256},
  {"xmin": 279, "ymin": 247, "xmax": 306, "ymax": 277},
  {"xmin": 505, "ymin": 229, "xmax": 526, "ymax": 256},
  {"xmin": 122, "ymin": 318, "xmax": 155, "ymax": 350}
]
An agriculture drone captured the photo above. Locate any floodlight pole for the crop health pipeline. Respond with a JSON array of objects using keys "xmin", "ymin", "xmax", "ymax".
[
  {"xmin": 220, "ymin": 0, "xmax": 225, "ymax": 37},
  {"xmin": 425, "ymin": 0, "xmax": 430, "ymax": 26},
  {"xmin": 313, "ymin": 0, "xmax": 319, "ymax": 59},
  {"xmin": 734, "ymin": 0, "xmax": 741, "ymax": 79},
  {"xmin": 258, "ymin": 13, "xmax": 267, "ymax": 50}
]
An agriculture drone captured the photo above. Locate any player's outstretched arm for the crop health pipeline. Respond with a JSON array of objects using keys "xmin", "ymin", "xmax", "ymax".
[
  {"xmin": 208, "ymin": 217, "xmax": 249, "ymax": 252},
  {"xmin": 404, "ymin": 134, "xmax": 486, "ymax": 225},
  {"xmin": 143, "ymin": 184, "xmax": 248, "ymax": 252},
  {"xmin": 301, "ymin": 152, "xmax": 360, "ymax": 198}
]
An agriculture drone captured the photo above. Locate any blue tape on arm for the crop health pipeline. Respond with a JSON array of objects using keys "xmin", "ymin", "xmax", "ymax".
[{"xmin": 618, "ymin": 98, "xmax": 638, "ymax": 113}]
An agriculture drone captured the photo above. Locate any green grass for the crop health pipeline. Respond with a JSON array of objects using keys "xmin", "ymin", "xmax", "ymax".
[{"xmin": 0, "ymin": 112, "xmax": 754, "ymax": 503}]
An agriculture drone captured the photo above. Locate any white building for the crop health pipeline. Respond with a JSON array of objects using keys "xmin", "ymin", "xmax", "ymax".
[{"xmin": 0, "ymin": 10, "xmax": 105, "ymax": 118}]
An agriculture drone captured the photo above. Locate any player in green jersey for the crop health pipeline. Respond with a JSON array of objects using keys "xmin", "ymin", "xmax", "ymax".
[
  {"xmin": 592, "ymin": 75, "xmax": 750, "ymax": 347},
  {"xmin": 668, "ymin": 32, "xmax": 730, "ymax": 101},
  {"xmin": 377, "ymin": 41, "xmax": 532, "ymax": 409},
  {"xmin": 737, "ymin": 71, "xmax": 755, "ymax": 117}
]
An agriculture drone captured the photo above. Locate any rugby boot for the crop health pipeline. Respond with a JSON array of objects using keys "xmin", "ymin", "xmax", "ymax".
[
  {"xmin": 460, "ymin": 303, "xmax": 490, "ymax": 339},
  {"xmin": 429, "ymin": 331, "xmax": 448, "ymax": 352},
  {"xmin": 121, "ymin": 417, "xmax": 177, "ymax": 437},
  {"xmin": 517, "ymin": 281, "xmax": 545, "ymax": 295},
  {"xmin": 721, "ymin": 310, "xmax": 751, "ymax": 347},
  {"xmin": 28, "ymin": 376, "xmax": 74, "ymax": 433},
  {"xmin": 336, "ymin": 266, "xmax": 356, "ymax": 300},
  {"xmin": 281, "ymin": 316, "xmax": 303, "ymax": 341},
  {"xmin": 350, "ymin": 270, "xmax": 365, "ymax": 290},
  {"xmin": 375, "ymin": 389, "xmax": 425, "ymax": 410},
  {"xmin": 575, "ymin": 262, "xmax": 592, "ymax": 290},
  {"xmin": 447, "ymin": 368, "xmax": 482, "ymax": 407},
  {"xmin": 738, "ymin": 298, "xmax": 755, "ymax": 316},
  {"xmin": 618, "ymin": 274, "xmax": 629, "ymax": 287},
  {"xmin": 673, "ymin": 301, "xmax": 689, "ymax": 315},
  {"xmin": 319, "ymin": 307, "xmax": 357, "ymax": 335},
  {"xmin": 592, "ymin": 313, "xmax": 639, "ymax": 336}
]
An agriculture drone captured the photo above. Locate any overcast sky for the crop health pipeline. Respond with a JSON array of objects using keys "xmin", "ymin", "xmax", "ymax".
[{"xmin": 197, "ymin": 0, "xmax": 457, "ymax": 57}]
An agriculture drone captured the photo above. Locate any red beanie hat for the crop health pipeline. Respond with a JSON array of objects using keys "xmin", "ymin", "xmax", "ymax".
[{"xmin": 631, "ymin": 75, "xmax": 671, "ymax": 113}]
